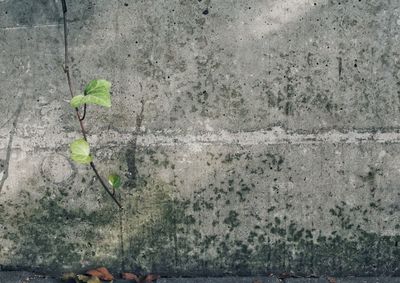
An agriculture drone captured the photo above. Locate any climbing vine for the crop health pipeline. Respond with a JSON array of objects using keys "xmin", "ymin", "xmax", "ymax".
[{"xmin": 60, "ymin": 0, "xmax": 122, "ymax": 209}]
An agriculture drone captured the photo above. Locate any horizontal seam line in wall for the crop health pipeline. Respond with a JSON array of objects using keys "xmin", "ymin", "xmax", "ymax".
[
  {"xmin": 17, "ymin": 130, "xmax": 400, "ymax": 149},
  {"xmin": 132, "ymin": 131, "xmax": 400, "ymax": 146},
  {"xmin": 7, "ymin": 128, "xmax": 400, "ymax": 149},
  {"xmin": 0, "ymin": 24, "xmax": 60, "ymax": 30}
]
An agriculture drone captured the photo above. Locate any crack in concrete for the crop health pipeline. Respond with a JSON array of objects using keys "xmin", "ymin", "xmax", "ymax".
[{"xmin": 0, "ymin": 100, "xmax": 23, "ymax": 193}]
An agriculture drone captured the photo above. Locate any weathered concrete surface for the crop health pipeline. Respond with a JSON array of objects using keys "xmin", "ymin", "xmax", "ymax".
[
  {"xmin": 0, "ymin": 271, "xmax": 56, "ymax": 283},
  {"xmin": 0, "ymin": 0, "xmax": 399, "ymax": 277},
  {"xmin": 0, "ymin": 272, "xmax": 280, "ymax": 283},
  {"xmin": 2, "ymin": 272, "xmax": 400, "ymax": 283},
  {"xmin": 1, "ymin": 272, "xmax": 274, "ymax": 283}
]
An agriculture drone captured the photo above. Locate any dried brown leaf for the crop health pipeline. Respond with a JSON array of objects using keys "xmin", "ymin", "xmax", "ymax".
[
  {"xmin": 143, "ymin": 273, "xmax": 160, "ymax": 282},
  {"xmin": 122, "ymin": 272, "xmax": 140, "ymax": 282},
  {"xmin": 86, "ymin": 267, "xmax": 114, "ymax": 281}
]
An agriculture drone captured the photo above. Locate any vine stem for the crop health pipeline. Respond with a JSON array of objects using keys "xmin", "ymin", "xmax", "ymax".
[
  {"xmin": 61, "ymin": 0, "xmax": 123, "ymax": 209},
  {"xmin": 90, "ymin": 162, "xmax": 123, "ymax": 209}
]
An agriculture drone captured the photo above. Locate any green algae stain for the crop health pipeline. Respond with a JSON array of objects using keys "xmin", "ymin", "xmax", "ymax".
[
  {"xmin": 5, "ymin": 176, "xmax": 198, "ymax": 275},
  {"xmin": 121, "ymin": 177, "xmax": 195, "ymax": 273},
  {"xmin": 7, "ymin": 183, "xmax": 400, "ymax": 278},
  {"xmin": 223, "ymin": 210, "xmax": 240, "ymax": 230},
  {"xmin": 6, "ymin": 185, "xmax": 120, "ymax": 274},
  {"xmin": 207, "ymin": 226, "xmax": 400, "ymax": 277}
]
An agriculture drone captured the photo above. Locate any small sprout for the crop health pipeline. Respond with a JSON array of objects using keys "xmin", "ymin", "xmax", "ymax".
[
  {"xmin": 108, "ymin": 174, "xmax": 121, "ymax": 189},
  {"xmin": 70, "ymin": 138, "xmax": 93, "ymax": 164}
]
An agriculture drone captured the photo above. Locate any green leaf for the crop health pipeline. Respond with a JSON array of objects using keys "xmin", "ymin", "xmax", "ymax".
[
  {"xmin": 108, "ymin": 174, "xmax": 121, "ymax": 189},
  {"xmin": 70, "ymin": 139, "xmax": 93, "ymax": 164},
  {"xmin": 69, "ymin": 95, "xmax": 86, "ymax": 108},
  {"xmin": 70, "ymin": 79, "xmax": 111, "ymax": 108}
]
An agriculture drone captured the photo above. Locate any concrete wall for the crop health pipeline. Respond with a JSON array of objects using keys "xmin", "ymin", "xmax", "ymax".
[{"xmin": 0, "ymin": 0, "xmax": 399, "ymax": 277}]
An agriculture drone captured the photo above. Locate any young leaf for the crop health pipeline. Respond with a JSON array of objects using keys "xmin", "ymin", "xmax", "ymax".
[
  {"xmin": 70, "ymin": 139, "xmax": 93, "ymax": 164},
  {"xmin": 69, "ymin": 95, "xmax": 86, "ymax": 108},
  {"xmin": 108, "ymin": 174, "xmax": 121, "ymax": 189},
  {"xmin": 70, "ymin": 79, "xmax": 111, "ymax": 108}
]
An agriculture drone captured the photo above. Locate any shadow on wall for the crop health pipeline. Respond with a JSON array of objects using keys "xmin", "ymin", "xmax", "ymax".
[{"xmin": 0, "ymin": 0, "xmax": 96, "ymax": 28}]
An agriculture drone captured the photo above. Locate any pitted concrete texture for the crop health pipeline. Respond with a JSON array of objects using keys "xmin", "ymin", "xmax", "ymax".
[
  {"xmin": 0, "ymin": 271, "xmax": 55, "ymax": 283},
  {"xmin": 1, "ymin": 272, "xmax": 400, "ymax": 283},
  {"xmin": 0, "ymin": 0, "xmax": 399, "ymax": 277}
]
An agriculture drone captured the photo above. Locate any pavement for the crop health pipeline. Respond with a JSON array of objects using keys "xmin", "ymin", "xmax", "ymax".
[{"xmin": 1, "ymin": 272, "xmax": 400, "ymax": 283}]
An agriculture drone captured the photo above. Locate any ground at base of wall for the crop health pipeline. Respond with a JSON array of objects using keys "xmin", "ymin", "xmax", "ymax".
[{"xmin": 1, "ymin": 272, "xmax": 400, "ymax": 283}]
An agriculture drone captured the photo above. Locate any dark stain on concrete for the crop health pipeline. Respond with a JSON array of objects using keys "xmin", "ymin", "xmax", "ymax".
[{"xmin": 125, "ymin": 100, "xmax": 145, "ymax": 188}]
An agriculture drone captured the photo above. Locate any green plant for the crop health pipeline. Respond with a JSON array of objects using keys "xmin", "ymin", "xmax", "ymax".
[{"xmin": 61, "ymin": 0, "xmax": 122, "ymax": 209}]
